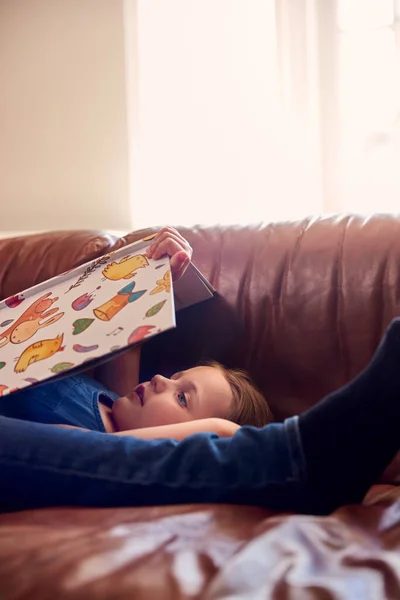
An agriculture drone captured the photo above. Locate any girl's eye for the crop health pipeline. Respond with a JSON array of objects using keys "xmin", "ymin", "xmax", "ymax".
[{"xmin": 177, "ymin": 391, "xmax": 188, "ymax": 408}]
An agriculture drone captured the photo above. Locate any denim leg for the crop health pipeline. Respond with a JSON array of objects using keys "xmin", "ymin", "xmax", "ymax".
[{"xmin": 0, "ymin": 415, "xmax": 312, "ymax": 513}]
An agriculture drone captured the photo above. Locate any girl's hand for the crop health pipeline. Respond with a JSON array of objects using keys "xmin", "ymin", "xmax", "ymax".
[
  {"xmin": 146, "ymin": 226, "xmax": 193, "ymax": 281},
  {"xmin": 219, "ymin": 419, "xmax": 241, "ymax": 437}
]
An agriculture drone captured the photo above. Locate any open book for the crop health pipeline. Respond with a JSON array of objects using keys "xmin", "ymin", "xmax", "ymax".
[{"xmin": 0, "ymin": 234, "xmax": 214, "ymax": 397}]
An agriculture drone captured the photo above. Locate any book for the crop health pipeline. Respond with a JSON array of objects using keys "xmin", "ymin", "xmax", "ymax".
[{"xmin": 0, "ymin": 234, "xmax": 214, "ymax": 397}]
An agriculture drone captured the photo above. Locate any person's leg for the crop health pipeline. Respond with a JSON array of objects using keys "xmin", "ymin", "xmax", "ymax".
[
  {"xmin": 299, "ymin": 317, "xmax": 400, "ymax": 513},
  {"xmin": 2, "ymin": 317, "xmax": 400, "ymax": 515},
  {"xmin": 0, "ymin": 415, "xmax": 310, "ymax": 513}
]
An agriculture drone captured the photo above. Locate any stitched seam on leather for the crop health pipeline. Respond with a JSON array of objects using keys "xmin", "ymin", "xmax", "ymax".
[
  {"xmin": 337, "ymin": 217, "xmax": 350, "ymax": 382},
  {"xmin": 277, "ymin": 218, "xmax": 308, "ymax": 325},
  {"xmin": 236, "ymin": 230, "xmax": 255, "ymax": 367},
  {"xmin": 379, "ymin": 228, "xmax": 393, "ymax": 348},
  {"xmin": 209, "ymin": 227, "xmax": 222, "ymax": 290}
]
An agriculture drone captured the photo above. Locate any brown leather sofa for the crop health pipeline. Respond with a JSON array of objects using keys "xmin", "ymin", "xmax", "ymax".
[{"xmin": 1, "ymin": 214, "xmax": 400, "ymax": 599}]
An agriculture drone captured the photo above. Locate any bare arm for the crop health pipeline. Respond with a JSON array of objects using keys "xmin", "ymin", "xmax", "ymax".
[
  {"xmin": 114, "ymin": 418, "xmax": 240, "ymax": 441},
  {"xmin": 54, "ymin": 418, "xmax": 240, "ymax": 441}
]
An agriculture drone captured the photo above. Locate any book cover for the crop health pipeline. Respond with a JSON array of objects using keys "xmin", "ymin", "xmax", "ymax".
[{"xmin": 0, "ymin": 234, "xmax": 213, "ymax": 397}]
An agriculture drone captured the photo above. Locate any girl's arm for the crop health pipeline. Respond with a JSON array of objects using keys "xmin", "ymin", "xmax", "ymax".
[
  {"xmin": 54, "ymin": 418, "xmax": 240, "ymax": 440},
  {"xmin": 114, "ymin": 418, "xmax": 240, "ymax": 441}
]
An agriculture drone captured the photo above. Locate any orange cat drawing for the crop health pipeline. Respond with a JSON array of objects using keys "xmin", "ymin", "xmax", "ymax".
[{"xmin": 0, "ymin": 292, "xmax": 64, "ymax": 349}]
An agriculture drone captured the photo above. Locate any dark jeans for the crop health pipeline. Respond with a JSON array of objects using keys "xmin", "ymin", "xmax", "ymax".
[{"xmin": 0, "ymin": 415, "xmax": 313, "ymax": 513}]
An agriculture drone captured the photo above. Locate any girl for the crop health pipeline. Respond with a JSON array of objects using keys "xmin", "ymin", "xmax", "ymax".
[
  {"xmin": 0, "ymin": 227, "xmax": 399, "ymax": 515},
  {"xmin": 0, "ymin": 227, "xmax": 272, "ymax": 440}
]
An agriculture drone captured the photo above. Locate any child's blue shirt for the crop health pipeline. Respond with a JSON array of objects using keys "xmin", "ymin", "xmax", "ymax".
[{"xmin": 0, "ymin": 375, "xmax": 119, "ymax": 432}]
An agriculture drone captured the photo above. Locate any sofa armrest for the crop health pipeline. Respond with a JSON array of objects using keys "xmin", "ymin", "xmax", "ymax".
[{"xmin": 0, "ymin": 230, "xmax": 119, "ymax": 301}]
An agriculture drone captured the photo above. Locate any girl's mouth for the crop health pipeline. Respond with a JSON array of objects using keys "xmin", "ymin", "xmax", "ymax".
[{"xmin": 135, "ymin": 385, "xmax": 145, "ymax": 406}]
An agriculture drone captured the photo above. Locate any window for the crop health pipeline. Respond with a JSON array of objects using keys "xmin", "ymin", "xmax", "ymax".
[
  {"xmin": 337, "ymin": 0, "xmax": 400, "ymax": 212},
  {"xmin": 130, "ymin": 0, "xmax": 322, "ymax": 228},
  {"xmin": 127, "ymin": 0, "xmax": 400, "ymax": 228}
]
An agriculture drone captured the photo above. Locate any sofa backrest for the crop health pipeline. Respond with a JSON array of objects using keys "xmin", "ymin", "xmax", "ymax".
[
  {"xmin": 139, "ymin": 215, "xmax": 400, "ymax": 420},
  {"xmin": 1, "ymin": 215, "xmax": 400, "ymax": 420}
]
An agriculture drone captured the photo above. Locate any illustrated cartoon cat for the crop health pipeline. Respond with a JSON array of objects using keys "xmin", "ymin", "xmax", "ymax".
[
  {"xmin": 14, "ymin": 334, "xmax": 65, "ymax": 373},
  {"xmin": 102, "ymin": 254, "xmax": 149, "ymax": 281},
  {"xmin": 0, "ymin": 292, "xmax": 64, "ymax": 349}
]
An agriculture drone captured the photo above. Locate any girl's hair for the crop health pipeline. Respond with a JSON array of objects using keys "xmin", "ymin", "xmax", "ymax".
[{"xmin": 200, "ymin": 360, "xmax": 273, "ymax": 427}]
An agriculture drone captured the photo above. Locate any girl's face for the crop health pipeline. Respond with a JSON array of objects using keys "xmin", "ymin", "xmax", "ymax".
[{"xmin": 111, "ymin": 366, "xmax": 233, "ymax": 431}]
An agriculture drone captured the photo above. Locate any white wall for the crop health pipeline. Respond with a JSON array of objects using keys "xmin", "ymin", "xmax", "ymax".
[{"xmin": 0, "ymin": 0, "xmax": 131, "ymax": 232}]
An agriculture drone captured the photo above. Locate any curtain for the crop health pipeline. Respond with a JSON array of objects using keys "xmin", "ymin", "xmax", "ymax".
[
  {"xmin": 335, "ymin": 0, "xmax": 400, "ymax": 214},
  {"xmin": 127, "ymin": 0, "xmax": 400, "ymax": 228}
]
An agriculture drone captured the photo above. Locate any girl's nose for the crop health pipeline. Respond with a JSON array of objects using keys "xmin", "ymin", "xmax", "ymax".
[{"xmin": 151, "ymin": 374, "xmax": 171, "ymax": 393}]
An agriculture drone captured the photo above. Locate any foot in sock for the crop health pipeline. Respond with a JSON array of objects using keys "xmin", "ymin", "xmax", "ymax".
[{"xmin": 299, "ymin": 316, "xmax": 400, "ymax": 513}]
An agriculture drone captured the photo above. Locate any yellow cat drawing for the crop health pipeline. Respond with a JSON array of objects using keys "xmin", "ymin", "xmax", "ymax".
[
  {"xmin": 14, "ymin": 334, "xmax": 65, "ymax": 373},
  {"xmin": 102, "ymin": 254, "xmax": 149, "ymax": 281}
]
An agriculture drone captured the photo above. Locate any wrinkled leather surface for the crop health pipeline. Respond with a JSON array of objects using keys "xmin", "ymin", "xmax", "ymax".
[{"xmin": 1, "ymin": 215, "xmax": 400, "ymax": 598}]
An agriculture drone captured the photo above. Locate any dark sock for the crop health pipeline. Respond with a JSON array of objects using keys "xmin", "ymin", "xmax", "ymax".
[{"xmin": 299, "ymin": 317, "xmax": 400, "ymax": 514}]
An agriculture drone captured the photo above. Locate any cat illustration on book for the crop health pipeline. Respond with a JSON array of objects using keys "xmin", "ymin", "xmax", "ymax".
[
  {"xmin": 0, "ymin": 292, "xmax": 64, "ymax": 349},
  {"xmin": 102, "ymin": 254, "xmax": 149, "ymax": 281},
  {"xmin": 150, "ymin": 270, "xmax": 171, "ymax": 295},
  {"xmin": 14, "ymin": 334, "xmax": 65, "ymax": 373}
]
